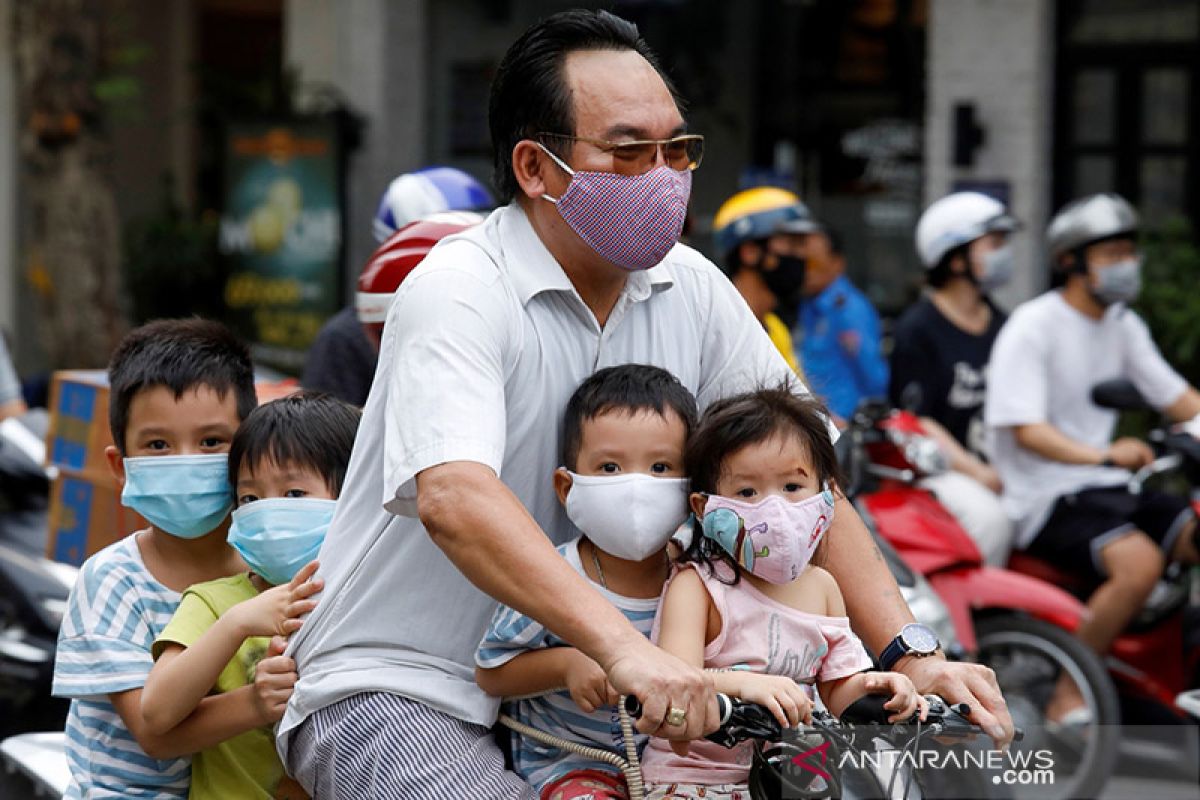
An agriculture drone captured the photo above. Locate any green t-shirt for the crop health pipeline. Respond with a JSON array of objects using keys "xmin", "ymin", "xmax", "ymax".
[{"xmin": 155, "ymin": 573, "xmax": 278, "ymax": 800}]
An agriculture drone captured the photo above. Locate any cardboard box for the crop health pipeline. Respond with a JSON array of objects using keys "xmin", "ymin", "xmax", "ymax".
[
  {"xmin": 44, "ymin": 370, "xmax": 297, "ymax": 566},
  {"xmin": 47, "ymin": 371, "xmax": 113, "ymax": 485},
  {"xmin": 47, "ymin": 473, "xmax": 146, "ymax": 567}
]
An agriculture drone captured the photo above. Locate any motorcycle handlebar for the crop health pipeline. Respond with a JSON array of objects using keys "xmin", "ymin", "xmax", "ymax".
[{"xmin": 623, "ymin": 691, "xmax": 1023, "ymax": 749}]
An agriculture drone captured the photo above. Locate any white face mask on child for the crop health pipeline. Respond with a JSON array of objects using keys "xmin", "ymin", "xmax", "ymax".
[{"xmin": 563, "ymin": 472, "xmax": 690, "ymax": 562}]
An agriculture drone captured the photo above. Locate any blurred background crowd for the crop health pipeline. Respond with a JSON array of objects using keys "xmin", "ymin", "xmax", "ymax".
[{"xmin": 1, "ymin": 0, "xmax": 1198, "ymax": 393}]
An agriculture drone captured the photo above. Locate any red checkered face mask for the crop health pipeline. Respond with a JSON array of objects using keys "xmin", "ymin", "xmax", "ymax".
[{"xmin": 538, "ymin": 143, "xmax": 691, "ymax": 271}]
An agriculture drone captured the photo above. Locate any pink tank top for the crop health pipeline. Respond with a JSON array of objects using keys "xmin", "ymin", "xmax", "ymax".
[{"xmin": 640, "ymin": 561, "xmax": 874, "ymax": 786}]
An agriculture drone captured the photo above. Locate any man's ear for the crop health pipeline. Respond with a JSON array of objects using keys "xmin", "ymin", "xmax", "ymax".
[
  {"xmin": 553, "ymin": 467, "xmax": 573, "ymax": 507},
  {"xmin": 105, "ymin": 445, "xmax": 127, "ymax": 487},
  {"xmin": 737, "ymin": 240, "xmax": 763, "ymax": 269},
  {"xmin": 689, "ymin": 491, "xmax": 708, "ymax": 519},
  {"xmin": 513, "ymin": 140, "xmax": 552, "ymax": 201}
]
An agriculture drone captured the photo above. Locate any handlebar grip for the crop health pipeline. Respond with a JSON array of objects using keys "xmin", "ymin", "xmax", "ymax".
[
  {"xmin": 622, "ymin": 693, "xmax": 733, "ymax": 724},
  {"xmin": 840, "ymin": 692, "xmax": 892, "ymax": 724}
]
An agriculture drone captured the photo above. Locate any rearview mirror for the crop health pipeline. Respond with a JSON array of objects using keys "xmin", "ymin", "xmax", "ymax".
[{"xmin": 1091, "ymin": 379, "xmax": 1150, "ymax": 412}]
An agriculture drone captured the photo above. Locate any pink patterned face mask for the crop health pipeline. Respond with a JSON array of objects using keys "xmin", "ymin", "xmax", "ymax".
[
  {"xmin": 538, "ymin": 143, "xmax": 691, "ymax": 271},
  {"xmin": 700, "ymin": 489, "xmax": 835, "ymax": 584}
]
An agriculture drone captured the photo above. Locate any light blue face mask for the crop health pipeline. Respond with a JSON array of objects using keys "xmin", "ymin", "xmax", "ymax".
[
  {"xmin": 227, "ymin": 497, "xmax": 335, "ymax": 586},
  {"xmin": 977, "ymin": 244, "xmax": 1015, "ymax": 292},
  {"xmin": 121, "ymin": 454, "xmax": 234, "ymax": 539}
]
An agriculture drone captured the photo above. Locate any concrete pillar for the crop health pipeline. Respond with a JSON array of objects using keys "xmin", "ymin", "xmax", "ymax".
[
  {"xmin": 0, "ymin": 0, "xmax": 16, "ymax": 337},
  {"xmin": 285, "ymin": 0, "xmax": 428, "ymax": 293},
  {"xmin": 925, "ymin": 0, "xmax": 1055, "ymax": 306}
]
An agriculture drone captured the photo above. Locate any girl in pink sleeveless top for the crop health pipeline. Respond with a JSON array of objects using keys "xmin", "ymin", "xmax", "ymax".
[{"xmin": 642, "ymin": 387, "xmax": 926, "ymax": 800}]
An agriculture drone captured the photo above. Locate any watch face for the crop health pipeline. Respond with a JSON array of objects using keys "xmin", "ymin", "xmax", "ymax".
[{"xmin": 901, "ymin": 623, "xmax": 939, "ymax": 654}]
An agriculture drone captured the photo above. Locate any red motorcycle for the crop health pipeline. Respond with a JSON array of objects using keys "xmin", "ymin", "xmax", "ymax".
[
  {"xmin": 1004, "ymin": 381, "xmax": 1200, "ymax": 735},
  {"xmin": 838, "ymin": 403, "xmax": 1120, "ymax": 799}
]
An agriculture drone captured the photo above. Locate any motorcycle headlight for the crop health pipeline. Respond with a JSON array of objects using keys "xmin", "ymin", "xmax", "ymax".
[
  {"xmin": 887, "ymin": 428, "xmax": 949, "ymax": 475},
  {"xmin": 903, "ymin": 435, "xmax": 950, "ymax": 476},
  {"xmin": 900, "ymin": 577, "xmax": 963, "ymax": 659}
]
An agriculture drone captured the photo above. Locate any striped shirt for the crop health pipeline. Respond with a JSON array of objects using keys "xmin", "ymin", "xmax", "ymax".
[
  {"xmin": 475, "ymin": 539, "xmax": 658, "ymax": 791},
  {"xmin": 52, "ymin": 534, "xmax": 190, "ymax": 799}
]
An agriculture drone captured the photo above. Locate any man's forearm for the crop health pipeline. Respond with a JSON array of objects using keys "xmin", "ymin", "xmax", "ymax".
[
  {"xmin": 1014, "ymin": 423, "xmax": 1104, "ymax": 465},
  {"xmin": 823, "ymin": 496, "xmax": 914, "ymax": 655},
  {"xmin": 1165, "ymin": 387, "xmax": 1200, "ymax": 422},
  {"xmin": 418, "ymin": 462, "xmax": 644, "ymax": 671}
]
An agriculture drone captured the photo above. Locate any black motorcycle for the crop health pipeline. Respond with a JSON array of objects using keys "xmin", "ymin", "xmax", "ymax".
[{"xmin": 0, "ymin": 410, "xmax": 75, "ymax": 738}]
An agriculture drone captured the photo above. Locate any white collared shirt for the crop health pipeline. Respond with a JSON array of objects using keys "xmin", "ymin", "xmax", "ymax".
[{"xmin": 278, "ymin": 202, "xmax": 798, "ymax": 757}]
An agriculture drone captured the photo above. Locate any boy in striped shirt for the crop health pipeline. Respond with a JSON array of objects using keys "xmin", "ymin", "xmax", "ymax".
[
  {"xmin": 476, "ymin": 365, "xmax": 698, "ymax": 799},
  {"xmin": 52, "ymin": 319, "xmax": 258, "ymax": 799}
]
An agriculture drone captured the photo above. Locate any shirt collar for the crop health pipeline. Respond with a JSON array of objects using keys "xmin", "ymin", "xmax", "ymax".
[
  {"xmin": 498, "ymin": 203, "xmax": 675, "ymax": 306},
  {"xmin": 810, "ymin": 274, "xmax": 850, "ymax": 312}
]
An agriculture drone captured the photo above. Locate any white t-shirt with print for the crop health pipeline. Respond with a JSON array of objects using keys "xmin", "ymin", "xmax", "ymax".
[{"xmin": 985, "ymin": 291, "xmax": 1187, "ymax": 546}]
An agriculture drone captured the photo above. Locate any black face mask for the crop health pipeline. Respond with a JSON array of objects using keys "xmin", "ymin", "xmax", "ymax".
[{"xmin": 759, "ymin": 253, "xmax": 807, "ymax": 320}]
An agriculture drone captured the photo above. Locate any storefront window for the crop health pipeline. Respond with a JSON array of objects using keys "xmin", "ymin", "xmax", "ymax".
[
  {"xmin": 1056, "ymin": 0, "xmax": 1197, "ymax": 228},
  {"xmin": 1069, "ymin": 0, "xmax": 1198, "ymax": 43}
]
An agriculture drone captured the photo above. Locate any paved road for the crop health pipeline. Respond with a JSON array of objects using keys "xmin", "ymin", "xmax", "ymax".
[{"xmin": 1100, "ymin": 776, "xmax": 1199, "ymax": 800}]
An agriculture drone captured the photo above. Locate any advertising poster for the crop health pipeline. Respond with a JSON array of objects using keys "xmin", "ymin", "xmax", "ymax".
[{"xmin": 219, "ymin": 120, "xmax": 343, "ymax": 372}]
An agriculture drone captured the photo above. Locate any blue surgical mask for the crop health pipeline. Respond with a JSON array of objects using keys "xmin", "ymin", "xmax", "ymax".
[
  {"xmin": 227, "ymin": 497, "xmax": 335, "ymax": 586},
  {"xmin": 121, "ymin": 454, "xmax": 234, "ymax": 539}
]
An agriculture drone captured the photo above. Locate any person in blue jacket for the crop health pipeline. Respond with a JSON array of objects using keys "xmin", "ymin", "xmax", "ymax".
[{"xmin": 793, "ymin": 225, "xmax": 888, "ymax": 419}]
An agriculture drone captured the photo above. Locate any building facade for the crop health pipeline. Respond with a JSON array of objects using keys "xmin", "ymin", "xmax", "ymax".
[{"xmin": 2, "ymin": 0, "xmax": 1198, "ymax": 373}]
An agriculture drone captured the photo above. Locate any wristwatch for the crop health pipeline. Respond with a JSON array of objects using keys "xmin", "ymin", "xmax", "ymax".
[{"xmin": 878, "ymin": 623, "xmax": 940, "ymax": 671}]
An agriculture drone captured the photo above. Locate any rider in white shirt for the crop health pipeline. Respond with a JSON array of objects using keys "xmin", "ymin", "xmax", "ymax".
[{"xmin": 986, "ymin": 193, "xmax": 1200, "ymax": 717}]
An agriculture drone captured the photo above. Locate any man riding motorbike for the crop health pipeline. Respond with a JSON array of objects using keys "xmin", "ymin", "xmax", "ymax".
[
  {"xmin": 890, "ymin": 191, "xmax": 1018, "ymax": 566},
  {"xmin": 711, "ymin": 186, "xmax": 812, "ymax": 377},
  {"xmin": 985, "ymin": 192, "xmax": 1200, "ymax": 719},
  {"xmin": 301, "ymin": 167, "xmax": 493, "ymax": 406}
]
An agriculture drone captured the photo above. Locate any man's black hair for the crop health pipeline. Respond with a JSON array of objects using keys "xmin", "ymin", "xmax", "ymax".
[
  {"xmin": 488, "ymin": 9, "xmax": 682, "ymax": 201},
  {"xmin": 108, "ymin": 318, "xmax": 256, "ymax": 454},
  {"xmin": 927, "ymin": 244, "xmax": 968, "ymax": 289},
  {"xmin": 561, "ymin": 364, "xmax": 698, "ymax": 470},
  {"xmin": 228, "ymin": 391, "xmax": 362, "ymax": 497}
]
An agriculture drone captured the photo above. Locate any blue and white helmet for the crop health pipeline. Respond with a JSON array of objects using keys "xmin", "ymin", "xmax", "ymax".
[
  {"xmin": 372, "ymin": 167, "xmax": 494, "ymax": 243},
  {"xmin": 915, "ymin": 192, "xmax": 1019, "ymax": 269}
]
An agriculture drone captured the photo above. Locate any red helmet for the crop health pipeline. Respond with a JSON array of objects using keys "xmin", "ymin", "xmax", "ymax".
[{"xmin": 356, "ymin": 211, "xmax": 484, "ymax": 324}]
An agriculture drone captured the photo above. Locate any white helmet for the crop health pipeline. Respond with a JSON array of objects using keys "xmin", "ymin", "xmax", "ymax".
[
  {"xmin": 1046, "ymin": 193, "xmax": 1138, "ymax": 262},
  {"xmin": 915, "ymin": 192, "xmax": 1019, "ymax": 269}
]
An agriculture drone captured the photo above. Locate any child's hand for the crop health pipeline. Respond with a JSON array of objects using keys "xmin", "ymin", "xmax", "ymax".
[
  {"xmin": 864, "ymin": 671, "xmax": 928, "ymax": 723},
  {"xmin": 564, "ymin": 649, "xmax": 619, "ymax": 713},
  {"xmin": 732, "ymin": 673, "xmax": 813, "ymax": 729},
  {"xmin": 232, "ymin": 561, "xmax": 323, "ymax": 639},
  {"xmin": 254, "ymin": 635, "xmax": 297, "ymax": 725}
]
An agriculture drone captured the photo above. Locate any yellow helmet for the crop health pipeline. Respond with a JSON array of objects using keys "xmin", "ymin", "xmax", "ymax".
[{"xmin": 713, "ymin": 187, "xmax": 818, "ymax": 259}]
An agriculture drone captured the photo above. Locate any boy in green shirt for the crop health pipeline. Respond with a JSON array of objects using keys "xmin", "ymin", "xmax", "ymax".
[{"xmin": 141, "ymin": 392, "xmax": 361, "ymax": 799}]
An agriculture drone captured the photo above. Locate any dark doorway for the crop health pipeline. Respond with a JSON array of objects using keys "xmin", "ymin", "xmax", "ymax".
[{"xmin": 1055, "ymin": 0, "xmax": 1200, "ymax": 227}]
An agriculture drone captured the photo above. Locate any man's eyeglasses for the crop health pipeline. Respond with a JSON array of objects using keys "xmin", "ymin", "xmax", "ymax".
[{"xmin": 536, "ymin": 132, "xmax": 705, "ymax": 173}]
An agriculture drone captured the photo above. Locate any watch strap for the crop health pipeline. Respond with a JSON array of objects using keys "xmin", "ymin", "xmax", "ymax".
[{"xmin": 878, "ymin": 635, "xmax": 908, "ymax": 672}]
